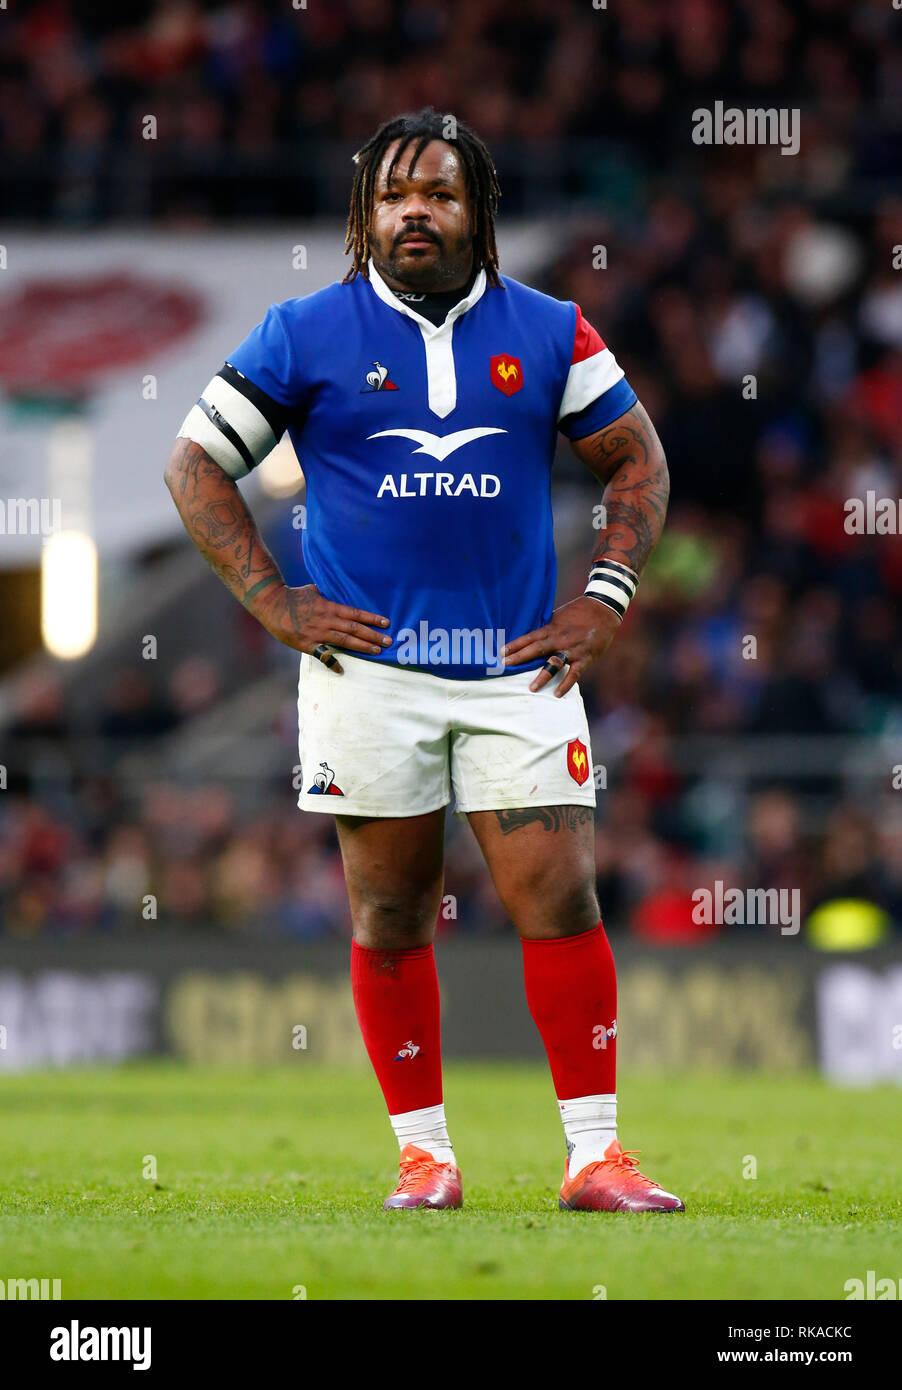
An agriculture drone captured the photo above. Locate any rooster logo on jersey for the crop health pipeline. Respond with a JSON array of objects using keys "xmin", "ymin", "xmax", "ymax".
[
  {"xmin": 490, "ymin": 353, "xmax": 523, "ymax": 396},
  {"xmin": 308, "ymin": 761, "xmax": 344, "ymax": 795},
  {"xmin": 360, "ymin": 360, "xmax": 399, "ymax": 392}
]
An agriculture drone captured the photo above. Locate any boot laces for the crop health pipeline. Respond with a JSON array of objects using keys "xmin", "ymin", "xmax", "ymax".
[
  {"xmin": 593, "ymin": 1147, "xmax": 656, "ymax": 1187},
  {"xmin": 395, "ymin": 1154, "xmax": 440, "ymax": 1192}
]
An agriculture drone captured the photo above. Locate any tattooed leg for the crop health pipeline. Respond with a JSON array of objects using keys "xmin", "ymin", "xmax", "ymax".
[
  {"xmin": 492, "ymin": 806, "xmax": 595, "ymax": 835},
  {"xmin": 467, "ymin": 806, "xmax": 599, "ymax": 939}
]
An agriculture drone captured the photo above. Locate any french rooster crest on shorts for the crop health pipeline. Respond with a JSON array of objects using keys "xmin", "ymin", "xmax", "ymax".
[
  {"xmin": 308, "ymin": 761, "xmax": 344, "ymax": 795},
  {"xmin": 567, "ymin": 738, "xmax": 590, "ymax": 787}
]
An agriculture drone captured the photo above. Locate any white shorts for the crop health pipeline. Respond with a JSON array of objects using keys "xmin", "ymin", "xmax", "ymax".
[{"xmin": 296, "ymin": 653, "xmax": 597, "ymax": 819}]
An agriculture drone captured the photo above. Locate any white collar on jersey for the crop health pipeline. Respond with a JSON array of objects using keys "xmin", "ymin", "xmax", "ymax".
[{"xmin": 366, "ymin": 255, "xmax": 487, "ymax": 336}]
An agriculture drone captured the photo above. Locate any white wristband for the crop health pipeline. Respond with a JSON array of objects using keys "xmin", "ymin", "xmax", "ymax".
[{"xmin": 584, "ymin": 559, "xmax": 639, "ymax": 622}]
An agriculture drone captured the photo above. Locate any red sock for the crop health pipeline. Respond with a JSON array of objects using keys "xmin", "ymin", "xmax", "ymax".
[
  {"xmin": 520, "ymin": 921, "xmax": 617, "ymax": 1099},
  {"xmin": 350, "ymin": 940, "xmax": 443, "ymax": 1115}
]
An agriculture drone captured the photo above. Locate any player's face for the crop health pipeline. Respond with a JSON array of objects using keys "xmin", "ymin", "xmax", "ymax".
[{"xmin": 369, "ymin": 139, "xmax": 474, "ymax": 292}]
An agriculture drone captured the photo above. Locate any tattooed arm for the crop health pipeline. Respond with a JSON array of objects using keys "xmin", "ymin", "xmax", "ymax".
[
  {"xmin": 163, "ymin": 438, "xmax": 392, "ymax": 670},
  {"xmin": 501, "ymin": 403, "xmax": 668, "ymax": 696},
  {"xmin": 570, "ymin": 401, "xmax": 669, "ymax": 575}
]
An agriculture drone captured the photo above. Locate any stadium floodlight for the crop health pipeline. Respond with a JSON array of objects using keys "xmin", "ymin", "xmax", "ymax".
[
  {"xmin": 41, "ymin": 528, "xmax": 98, "ymax": 659},
  {"xmin": 42, "ymin": 418, "xmax": 97, "ymax": 659}
]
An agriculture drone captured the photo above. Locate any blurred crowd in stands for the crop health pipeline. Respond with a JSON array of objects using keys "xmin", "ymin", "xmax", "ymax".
[
  {"xmin": 3, "ymin": 0, "xmax": 902, "ymax": 219},
  {"xmin": 1, "ymin": 0, "xmax": 901, "ymax": 939}
]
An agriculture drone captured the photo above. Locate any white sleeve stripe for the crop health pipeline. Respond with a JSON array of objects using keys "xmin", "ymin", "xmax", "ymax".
[
  {"xmin": 177, "ymin": 405, "xmax": 250, "ymax": 479},
  {"xmin": 202, "ymin": 375, "xmax": 279, "ymax": 463},
  {"xmin": 557, "ymin": 349, "xmax": 625, "ymax": 421}
]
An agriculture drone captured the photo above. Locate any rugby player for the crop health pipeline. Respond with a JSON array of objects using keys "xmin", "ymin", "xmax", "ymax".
[{"xmin": 164, "ymin": 107, "xmax": 683, "ymax": 1215}]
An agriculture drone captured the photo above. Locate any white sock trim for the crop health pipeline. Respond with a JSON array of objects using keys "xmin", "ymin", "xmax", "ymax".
[
  {"xmin": 559, "ymin": 1093, "xmax": 617, "ymax": 1179},
  {"xmin": 389, "ymin": 1103, "xmax": 455, "ymax": 1165}
]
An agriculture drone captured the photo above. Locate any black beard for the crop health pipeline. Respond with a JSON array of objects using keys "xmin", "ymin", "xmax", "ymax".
[{"xmin": 375, "ymin": 235, "xmax": 473, "ymax": 293}]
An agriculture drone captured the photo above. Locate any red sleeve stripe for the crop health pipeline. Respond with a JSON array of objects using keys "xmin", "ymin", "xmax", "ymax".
[{"xmin": 572, "ymin": 304, "xmax": 606, "ymax": 363}]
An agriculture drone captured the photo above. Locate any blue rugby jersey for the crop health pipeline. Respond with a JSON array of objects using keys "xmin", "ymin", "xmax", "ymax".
[{"xmin": 178, "ymin": 257, "xmax": 637, "ymax": 678}]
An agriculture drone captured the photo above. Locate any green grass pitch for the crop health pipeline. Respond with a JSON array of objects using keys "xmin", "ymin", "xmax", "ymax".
[{"xmin": 0, "ymin": 1062, "xmax": 899, "ymax": 1300}]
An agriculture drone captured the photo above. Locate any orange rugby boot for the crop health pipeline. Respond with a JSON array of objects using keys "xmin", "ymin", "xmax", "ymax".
[
  {"xmin": 382, "ymin": 1143, "xmax": 463, "ymax": 1210},
  {"xmin": 559, "ymin": 1140, "xmax": 685, "ymax": 1213}
]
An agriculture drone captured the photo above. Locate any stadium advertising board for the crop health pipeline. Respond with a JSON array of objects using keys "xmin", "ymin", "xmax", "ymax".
[{"xmin": 1, "ymin": 936, "xmax": 900, "ymax": 1083}]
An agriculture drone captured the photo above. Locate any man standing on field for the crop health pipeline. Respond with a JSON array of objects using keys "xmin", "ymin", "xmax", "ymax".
[{"xmin": 164, "ymin": 107, "xmax": 684, "ymax": 1215}]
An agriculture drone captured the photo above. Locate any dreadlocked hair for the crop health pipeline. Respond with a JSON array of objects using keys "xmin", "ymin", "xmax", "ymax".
[{"xmin": 342, "ymin": 107, "xmax": 503, "ymax": 289}]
